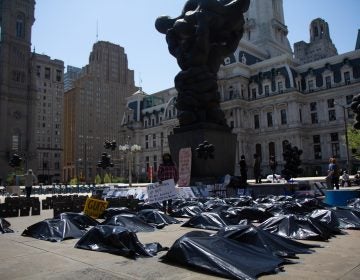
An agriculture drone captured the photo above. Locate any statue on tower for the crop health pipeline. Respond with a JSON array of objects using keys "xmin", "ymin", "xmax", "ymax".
[{"xmin": 155, "ymin": 0, "xmax": 250, "ymax": 127}]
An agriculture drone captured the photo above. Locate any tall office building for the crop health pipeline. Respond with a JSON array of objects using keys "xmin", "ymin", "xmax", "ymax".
[
  {"xmin": 64, "ymin": 65, "xmax": 82, "ymax": 92},
  {"xmin": 0, "ymin": 0, "xmax": 36, "ymax": 182},
  {"xmin": 63, "ymin": 41, "xmax": 137, "ymax": 182},
  {"xmin": 30, "ymin": 53, "xmax": 64, "ymax": 183}
]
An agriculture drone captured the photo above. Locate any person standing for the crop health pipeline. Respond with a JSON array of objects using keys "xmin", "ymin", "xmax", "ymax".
[
  {"xmin": 239, "ymin": 155, "xmax": 248, "ymax": 187},
  {"xmin": 253, "ymin": 154, "xmax": 261, "ymax": 183},
  {"xmin": 23, "ymin": 169, "xmax": 38, "ymax": 198},
  {"xmin": 328, "ymin": 157, "xmax": 340, "ymax": 190},
  {"xmin": 157, "ymin": 153, "xmax": 178, "ymax": 214},
  {"xmin": 269, "ymin": 155, "xmax": 277, "ymax": 183}
]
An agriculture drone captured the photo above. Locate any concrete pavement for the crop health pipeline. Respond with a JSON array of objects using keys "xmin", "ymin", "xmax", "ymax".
[{"xmin": 1, "ymin": 200, "xmax": 360, "ymax": 279}]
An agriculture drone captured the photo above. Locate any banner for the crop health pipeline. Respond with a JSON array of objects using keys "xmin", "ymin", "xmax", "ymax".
[
  {"xmin": 178, "ymin": 147, "xmax": 192, "ymax": 187},
  {"xmin": 146, "ymin": 179, "xmax": 177, "ymax": 204},
  {"xmin": 83, "ymin": 197, "xmax": 109, "ymax": 218},
  {"xmin": 177, "ymin": 187, "xmax": 196, "ymax": 199}
]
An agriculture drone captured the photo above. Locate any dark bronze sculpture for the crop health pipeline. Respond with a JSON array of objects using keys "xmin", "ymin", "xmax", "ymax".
[{"xmin": 155, "ymin": 0, "xmax": 250, "ymax": 127}]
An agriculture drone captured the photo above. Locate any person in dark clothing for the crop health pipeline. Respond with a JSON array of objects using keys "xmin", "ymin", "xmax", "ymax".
[
  {"xmin": 328, "ymin": 157, "xmax": 340, "ymax": 190},
  {"xmin": 239, "ymin": 155, "xmax": 248, "ymax": 187},
  {"xmin": 157, "ymin": 153, "xmax": 178, "ymax": 214},
  {"xmin": 253, "ymin": 153, "xmax": 261, "ymax": 183}
]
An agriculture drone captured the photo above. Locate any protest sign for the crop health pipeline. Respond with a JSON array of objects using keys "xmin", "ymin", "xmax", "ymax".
[
  {"xmin": 178, "ymin": 147, "xmax": 192, "ymax": 187},
  {"xmin": 146, "ymin": 179, "xmax": 177, "ymax": 204},
  {"xmin": 83, "ymin": 197, "xmax": 109, "ymax": 218}
]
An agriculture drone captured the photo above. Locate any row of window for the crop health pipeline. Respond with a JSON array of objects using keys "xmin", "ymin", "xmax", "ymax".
[
  {"xmin": 36, "ymin": 65, "xmax": 62, "ymax": 82},
  {"xmin": 144, "ymin": 132, "xmax": 165, "ymax": 149},
  {"xmin": 253, "ymin": 109, "xmax": 287, "ymax": 129},
  {"xmin": 254, "ymin": 133, "xmax": 340, "ymax": 163}
]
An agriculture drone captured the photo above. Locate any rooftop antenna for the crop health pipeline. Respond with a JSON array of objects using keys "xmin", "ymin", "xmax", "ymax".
[
  {"xmin": 139, "ymin": 73, "xmax": 143, "ymax": 92},
  {"xmin": 96, "ymin": 19, "xmax": 99, "ymax": 42}
]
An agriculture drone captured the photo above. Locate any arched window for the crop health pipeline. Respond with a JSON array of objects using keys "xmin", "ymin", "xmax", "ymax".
[
  {"xmin": 269, "ymin": 142, "xmax": 275, "ymax": 158},
  {"xmin": 255, "ymin": 144, "xmax": 262, "ymax": 159},
  {"xmin": 16, "ymin": 14, "xmax": 25, "ymax": 38},
  {"xmin": 282, "ymin": 140, "xmax": 289, "ymax": 152}
]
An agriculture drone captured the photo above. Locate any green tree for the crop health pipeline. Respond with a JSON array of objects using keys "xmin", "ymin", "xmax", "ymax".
[
  {"xmin": 94, "ymin": 174, "xmax": 102, "ymax": 184},
  {"xmin": 348, "ymin": 128, "xmax": 360, "ymax": 160},
  {"xmin": 103, "ymin": 173, "xmax": 112, "ymax": 183}
]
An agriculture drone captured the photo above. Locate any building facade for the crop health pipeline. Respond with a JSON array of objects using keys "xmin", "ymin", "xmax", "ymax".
[
  {"xmin": 0, "ymin": 0, "xmax": 36, "ymax": 182},
  {"xmin": 122, "ymin": 0, "xmax": 360, "ymax": 181},
  {"xmin": 63, "ymin": 41, "xmax": 137, "ymax": 183},
  {"xmin": 30, "ymin": 53, "xmax": 64, "ymax": 183}
]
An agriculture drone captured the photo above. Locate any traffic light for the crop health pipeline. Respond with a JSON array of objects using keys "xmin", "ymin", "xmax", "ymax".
[
  {"xmin": 9, "ymin": 154, "xmax": 22, "ymax": 167},
  {"xmin": 195, "ymin": 140, "xmax": 215, "ymax": 159},
  {"xmin": 104, "ymin": 140, "xmax": 117, "ymax": 151},
  {"xmin": 97, "ymin": 152, "xmax": 114, "ymax": 169}
]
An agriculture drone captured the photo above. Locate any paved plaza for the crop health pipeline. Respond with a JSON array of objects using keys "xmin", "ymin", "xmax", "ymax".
[{"xmin": 1, "ymin": 195, "xmax": 360, "ymax": 280}]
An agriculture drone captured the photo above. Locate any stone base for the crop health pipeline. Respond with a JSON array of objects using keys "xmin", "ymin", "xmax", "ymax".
[{"xmin": 168, "ymin": 124, "xmax": 237, "ymax": 184}]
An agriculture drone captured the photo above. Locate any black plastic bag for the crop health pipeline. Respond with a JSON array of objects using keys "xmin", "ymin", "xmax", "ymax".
[
  {"xmin": 57, "ymin": 212, "xmax": 99, "ymax": 230},
  {"xmin": 259, "ymin": 214, "xmax": 332, "ymax": 241},
  {"xmin": 216, "ymin": 224, "xmax": 317, "ymax": 258},
  {"xmin": 332, "ymin": 208, "xmax": 360, "ymax": 229},
  {"xmin": 181, "ymin": 212, "xmax": 231, "ymax": 230},
  {"xmin": 75, "ymin": 225, "xmax": 165, "ymax": 258},
  {"xmin": 162, "ymin": 231, "xmax": 285, "ymax": 280},
  {"xmin": 0, "ymin": 218, "xmax": 14, "ymax": 234},
  {"xmin": 137, "ymin": 209, "xmax": 181, "ymax": 226},
  {"xmin": 22, "ymin": 219, "xmax": 85, "ymax": 242},
  {"xmin": 102, "ymin": 213, "xmax": 155, "ymax": 232}
]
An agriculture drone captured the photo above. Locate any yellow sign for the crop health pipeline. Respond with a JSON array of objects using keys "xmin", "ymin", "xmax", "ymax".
[{"xmin": 83, "ymin": 197, "xmax": 109, "ymax": 218}]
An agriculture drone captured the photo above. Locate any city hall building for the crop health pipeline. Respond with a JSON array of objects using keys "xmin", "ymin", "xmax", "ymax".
[{"xmin": 121, "ymin": 0, "xmax": 360, "ymax": 180}]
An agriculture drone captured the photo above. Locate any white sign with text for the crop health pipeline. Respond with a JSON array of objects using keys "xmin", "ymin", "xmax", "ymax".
[{"xmin": 146, "ymin": 179, "xmax": 178, "ymax": 204}]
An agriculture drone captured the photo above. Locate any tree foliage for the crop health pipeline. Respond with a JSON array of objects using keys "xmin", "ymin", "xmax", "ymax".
[{"xmin": 348, "ymin": 128, "xmax": 360, "ymax": 160}]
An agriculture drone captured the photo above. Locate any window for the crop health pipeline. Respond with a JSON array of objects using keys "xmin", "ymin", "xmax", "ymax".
[
  {"xmin": 327, "ymin": 99, "xmax": 335, "ymax": 108},
  {"xmin": 152, "ymin": 134, "xmax": 156, "ymax": 147},
  {"xmin": 160, "ymin": 132, "xmax": 164, "ymax": 148},
  {"xmin": 255, "ymin": 144, "xmax": 262, "ymax": 159},
  {"xmin": 325, "ymin": 76, "xmax": 331, "ymax": 88},
  {"xmin": 308, "ymin": 80, "xmax": 314, "ymax": 92},
  {"xmin": 313, "ymin": 135, "xmax": 322, "ymax": 159},
  {"xmin": 344, "ymin": 71, "xmax": 350, "ymax": 84},
  {"xmin": 311, "ymin": 113, "xmax": 318, "ymax": 124},
  {"xmin": 251, "ymin": 88, "xmax": 257, "ymax": 99},
  {"xmin": 267, "ymin": 112, "xmax": 273, "ymax": 127},
  {"xmin": 16, "ymin": 14, "xmax": 24, "ymax": 38},
  {"xmin": 280, "ymin": 109, "xmax": 287, "ymax": 125},
  {"xmin": 330, "ymin": 133, "xmax": 340, "ymax": 158},
  {"xmin": 254, "ymin": 114, "xmax": 260, "ymax": 129},
  {"xmin": 310, "ymin": 102, "xmax": 317, "ymax": 111},
  {"xmin": 145, "ymin": 135, "xmax": 149, "ymax": 149},
  {"xmin": 278, "ymin": 81, "xmax": 283, "ymax": 92},
  {"xmin": 269, "ymin": 142, "xmax": 275, "ymax": 159},
  {"xmin": 328, "ymin": 110, "xmax": 336, "ymax": 121},
  {"xmin": 299, "ymin": 109, "xmax": 302, "ymax": 123},
  {"xmin": 145, "ymin": 156, "xmax": 150, "ymax": 170},
  {"xmin": 56, "ymin": 70, "xmax": 62, "ymax": 82},
  {"xmin": 264, "ymin": 85, "xmax": 270, "ymax": 96},
  {"xmin": 346, "ymin": 95, "xmax": 354, "ymax": 118},
  {"xmin": 12, "ymin": 135, "xmax": 20, "ymax": 151},
  {"xmin": 153, "ymin": 155, "xmax": 158, "ymax": 172},
  {"xmin": 45, "ymin": 67, "xmax": 51, "ymax": 79}
]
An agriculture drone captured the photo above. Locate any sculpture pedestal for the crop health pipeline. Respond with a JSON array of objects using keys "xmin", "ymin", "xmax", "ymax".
[{"xmin": 168, "ymin": 123, "xmax": 237, "ymax": 184}]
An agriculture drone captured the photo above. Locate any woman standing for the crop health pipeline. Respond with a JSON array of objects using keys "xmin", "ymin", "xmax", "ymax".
[{"xmin": 157, "ymin": 153, "xmax": 178, "ymax": 214}]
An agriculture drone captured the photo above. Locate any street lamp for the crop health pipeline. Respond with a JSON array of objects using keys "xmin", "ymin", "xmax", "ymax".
[
  {"xmin": 335, "ymin": 101, "xmax": 351, "ymax": 173},
  {"xmin": 119, "ymin": 143, "xmax": 141, "ymax": 187}
]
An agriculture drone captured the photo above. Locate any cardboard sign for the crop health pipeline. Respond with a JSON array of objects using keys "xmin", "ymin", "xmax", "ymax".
[
  {"xmin": 178, "ymin": 147, "xmax": 192, "ymax": 187},
  {"xmin": 83, "ymin": 197, "xmax": 109, "ymax": 218},
  {"xmin": 146, "ymin": 179, "xmax": 177, "ymax": 204}
]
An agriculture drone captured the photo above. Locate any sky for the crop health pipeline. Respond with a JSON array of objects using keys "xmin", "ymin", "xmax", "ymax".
[{"xmin": 31, "ymin": 0, "xmax": 360, "ymax": 94}]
